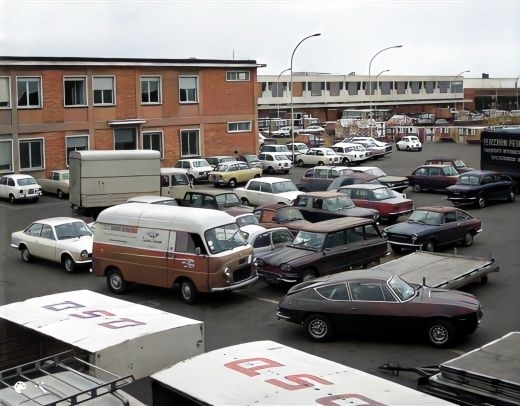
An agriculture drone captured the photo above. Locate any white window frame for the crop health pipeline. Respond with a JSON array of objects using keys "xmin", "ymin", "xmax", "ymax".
[
  {"xmin": 0, "ymin": 77, "xmax": 10, "ymax": 108},
  {"xmin": 19, "ymin": 138, "xmax": 44, "ymax": 170},
  {"xmin": 93, "ymin": 75, "xmax": 115, "ymax": 106},
  {"xmin": 64, "ymin": 76, "xmax": 87, "ymax": 107},
  {"xmin": 179, "ymin": 76, "xmax": 198, "ymax": 103},
  {"xmin": 141, "ymin": 75, "xmax": 162, "ymax": 104},
  {"xmin": 226, "ymin": 71, "xmax": 250, "ymax": 81},
  {"xmin": 179, "ymin": 128, "xmax": 201, "ymax": 157},
  {"xmin": 227, "ymin": 121, "xmax": 252, "ymax": 133},
  {"xmin": 0, "ymin": 139, "xmax": 14, "ymax": 172},
  {"xmin": 16, "ymin": 76, "xmax": 42, "ymax": 108},
  {"xmin": 142, "ymin": 130, "xmax": 164, "ymax": 158},
  {"xmin": 65, "ymin": 135, "xmax": 89, "ymax": 166}
]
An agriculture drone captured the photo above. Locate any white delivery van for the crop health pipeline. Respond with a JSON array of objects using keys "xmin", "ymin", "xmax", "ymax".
[
  {"xmin": 69, "ymin": 150, "xmax": 161, "ymax": 219},
  {"xmin": 160, "ymin": 167, "xmax": 193, "ymax": 199},
  {"xmin": 150, "ymin": 341, "xmax": 454, "ymax": 405},
  {"xmin": 92, "ymin": 203, "xmax": 257, "ymax": 303}
]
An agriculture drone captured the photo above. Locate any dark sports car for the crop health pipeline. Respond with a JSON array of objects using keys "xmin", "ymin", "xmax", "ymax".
[
  {"xmin": 277, "ymin": 269, "xmax": 483, "ymax": 347},
  {"xmin": 383, "ymin": 206, "xmax": 482, "ymax": 253}
]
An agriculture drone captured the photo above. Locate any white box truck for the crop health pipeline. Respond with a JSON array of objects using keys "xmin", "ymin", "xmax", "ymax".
[{"xmin": 69, "ymin": 150, "xmax": 161, "ymax": 219}]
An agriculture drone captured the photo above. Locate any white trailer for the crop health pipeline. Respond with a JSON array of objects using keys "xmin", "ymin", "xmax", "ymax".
[
  {"xmin": 150, "ymin": 340, "xmax": 454, "ymax": 405},
  {"xmin": 69, "ymin": 150, "xmax": 161, "ymax": 218}
]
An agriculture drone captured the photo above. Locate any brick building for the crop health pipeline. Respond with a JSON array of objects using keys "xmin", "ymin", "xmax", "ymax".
[{"xmin": 0, "ymin": 57, "xmax": 264, "ymax": 177}]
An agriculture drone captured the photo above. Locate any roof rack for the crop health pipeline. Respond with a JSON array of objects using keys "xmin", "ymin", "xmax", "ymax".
[{"xmin": 0, "ymin": 350, "xmax": 135, "ymax": 405}]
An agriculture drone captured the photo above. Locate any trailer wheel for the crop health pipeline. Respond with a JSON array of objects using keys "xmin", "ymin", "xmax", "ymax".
[
  {"xmin": 305, "ymin": 314, "xmax": 333, "ymax": 342},
  {"xmin": 107, "ymin": 268, "xmax": 127, "ymax": 293},
  {"xmin": 426, "ymin": 319, "xmax": 454, "ymax": 347},
  {"xmin": 179, "ymin": 279, "xmax": 198, "ymax": 304}
]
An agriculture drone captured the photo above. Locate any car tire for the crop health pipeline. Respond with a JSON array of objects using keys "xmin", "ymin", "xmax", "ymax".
[
  {"xmin": 317, "ymin": 161, "xmax": 325, "ymax": 166},
  {"xmin": 228, "ymin": 178, "xmax": 237, "ymax": 188},
  {"xmin": 301, "ymin": 269, "xmax": 318, "ymax": 282},
  {"xmin": 8, "ymin": 194, "xmax": 16, "ymax": 204},
  {"xmin": 297, "ymin": 159, "xmax": 304, "ymax": 167},
  {"xmin": 241, "ymin": 198, "xmax": 250, "ymax": 206},
  {"xmin": 406, "ymin": 146, "xmax": 411, "ymax": 151},
  {"xmin": 57, "ymin": 189, "xmax": 65, "ymax": 199},
  {"xmin": 390, "ymin": 244, "xmax": 403, "ymax": 254},
  {"xmin": 62, "ymin": 255, "xmax": 76, "ymax": 273},
  {"xmin": 342, "ymin": 158, "xmax": 351, "ymax": 166},
  {"xmin": 21, "ymin": 246, "xmax": 33, "ymax": 263},
  {"xmin": 462, "ymin": 231, "xmax": 474, "ymax": 247},
  {"xmin": 107, "ymin": 268, "xmax": 127, "ymax": 294},
  {"xmin": 476, "ymin": 194, "xmax": 487, "ymax": 209},
  {"xmin": 267, "ymin": 166, "xmax": 275, "ymax": 174},
  {"xmin": 423, "ymin": 239, "xmax": 436, "ymax": 252},
  {"xmin": 412, "ymin": 184, "xmax": 422, "ymax": 193},
  {"xmin": 305, "ymin": 314, "xmax": 334, "ymax": 342},
  {"xmin": 426, "ymin": 319, "xmax": 455, "ymax": 348},
  {"xmin": 180, "ymin": 279, "xmax": 198, "ymax": 304}
]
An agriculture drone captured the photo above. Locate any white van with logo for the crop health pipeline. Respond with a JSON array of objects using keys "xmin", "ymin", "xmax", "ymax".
[{"xmin": 92, "ymin": 203, "xmax": 256, "ymax": 303}]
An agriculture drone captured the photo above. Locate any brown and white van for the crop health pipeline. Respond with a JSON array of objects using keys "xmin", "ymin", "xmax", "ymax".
[{"xmin": 92, "ymin": 203, "xmax": 256, "ymax": 303}]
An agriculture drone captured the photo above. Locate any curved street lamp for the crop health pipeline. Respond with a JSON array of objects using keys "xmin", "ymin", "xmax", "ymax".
[
  {"xmin": 454, "ymin": 70, "xmax": 470, "ymax": 111},
  {"xmin": 368, "ymin": 45, "xmax": 402, "ymax": 136},
  {"xmin": 375, "ymin": 69, "xmax": 390, "ymax": 96},
  {"xmin": 290, "ymin": 33, "xmax": 321, "ymax": 160},
  {"xmin": 276, "ymin": 68, "xmax": 291, "ymax": 122}
]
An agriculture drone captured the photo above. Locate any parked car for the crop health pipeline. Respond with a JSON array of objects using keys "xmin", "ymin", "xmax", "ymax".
[
  {"xmin": 37, "ymin": 169, "xmax": 69, "ymax": 199},
  {"xmin": 180, "ymin": 189, "xmax": 252, "ymax": 214},
  {"xmin": 270, "ymin": 126, "xmax": 292, "ymax": 138},
  {"xmin": 237, "ymin": 154, "xmax": 263, "ymax": 169},
  {"xmin": 350, "ymin": 166, "xmax": 410, "ymax": 192},
  {"xmin": 10, "ymin": 217, "xmax": 93, "ymax": 273},
  {"xmin": 257, "ymin": 152, "xmax": 292, "ymax": 174},
  {"xmin": 174, "ymin": 158, "xmax": 214, "ymax": 183},
  {"xmin": 0, "ymin": 174, "xmax": 41, "ymax": 204},
  {"xmin": 297, "ymin": 166, "xmax": 354, "ymax": 192},
  {"xmin": 295, "ymin": 125, "xmax": 325, "ymax": 134},
  {"xmin": 446, "ymin": 170, "xmax": 516, "ymax": 208},
  {"xmin": 127, "ymin": 195, "xmax": 179, "ymax": 205},
  {"xmin": 246, "ymin": 226, "xmax": 294, "ymax": 257},
  {"xmin": 327, "ymin": 173, "xmax": 381, "ymax": 191},
  {"xmin": 276, "ymin": 269, "xmax": 483, "ymax": 347},
  {"xmin": 259, "ymin": 144, "xmax": 292, "ymax": 156},
  {"xmin": 234, "ymin": 177, "xmax": 303, "ymax": 206},
  {"xmin": 330, "ymin": 142, "xmax": 371, "ymax": 165},
  {"xmin": 205, "ymin": 155, "xmax": 235, "ymax": 169},
  {"xmin": 383, "ymin": 206, "xmax": 482, "ymax": 253},
  {"xmin": 407, "ymin": 164, "xmax": 460, "ymax": 192},
  {"xmin": 253, "ymin": 217, "xmax": 387, "ymax": 285},
  {"xmin": 351, "ymin": 139, "xmax": 387, "ymax": 159},
  {"xmin": 232, "ymin": 211, "xmax": 265, "ymax": 240},
  {"xmin": 160, "ymin": 167, "xmax": 193, "ymax": 199},
  {"xmin": 424, "ymin": 158, "xmax": 475, "ymax": 174},
  {"xmin": 396, "ymin": 136, "xmax": 422, "ymax": 151},
  {"xmin": 338, "ymin": 184, "xmax": 414, "ymax": 223},
  {"xmin": 294, "ymin": 148, "xmax": 342, "ymax": 167},
  {"xmin": 253, "ymin": 203, "xmax": 313, "ymax": 234},
  {"xmin": 293, "ymin": 191, "xmax": 379, "ymax": 222},
  {"xmin": 350, "ymin": 136, "xmax": 393, "ymax": 156},
  {"xmin": 208, "ymin": 161, "xmax": 262, "ymax": 188},
  {"xmin": 285, "ymin": 142, "xmax": 309, "ymax": 156}
]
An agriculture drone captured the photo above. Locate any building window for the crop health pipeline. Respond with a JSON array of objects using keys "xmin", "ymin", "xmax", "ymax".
[
  {"xmin": 424, "ymin": 81, "xmax": 435, "ymax": 94},
  {"xmin": 228, "ymin": 121, "xmax": 252, "ymax": 133},
  {"xmin": 396, "ymin": 81, "xmax": 407, "ymax": 95},
  {"xmin": 310, "ymin": 82, "xmax": 322, "ymax": 96},
  {"xmin": 0, "ymin": 77, "xmax": 10, "ymax": 108},
  {"xmin": 0, "ymin": 140, "xmax": 13, "ymax": 171},
  {"xmin": 65, "ymin": 135, "xmax": 88, "ymax": 166},
  {"xmin": 141, "ymin": 76, "xmax": 162, "ymax": 104},
  {"xmin": 64, "ymin": 77, "xmax": 87, "ymax": 106},
  {"xmin": 226, "ymin": 71, "xmax": 250, "ymax": 81},
  {"xmin": 93, "ymin": 76, "xmax": 115, "ymax": 105},
  {"xmin": 347, "ymin": 82, "xmax": 359, "ymax": 96},
  {"xmin": 329, "ymin": 82, "xmax": 340, "ymax": 96},
  {"xmin": 17, "ymin": 77, "xmax": 42, "ymax": 108},
  {"xmin": 270, "ymin": 82, "xmax": 285, "ymax": 97},
  {"xmin": 19, "ymin": 139, "xmax": 43, "ymax": 170},
  {"xmin": 143, "ymin": 131, "xmax": 163, "ymax": 157},
  {"xmin": 438, "ymin": 81, "xmax": 450, "ymax": 94},
  {"xmin": 180, "ymin": 129, "xmax": 200, "ymax": 157},
  {"xmin": 179, "ymin": 76, "xmax": 198, "ymax": 103},
  {"xmin": 114, "ymin": 128, "xmax": 137, "ymax": 150}
]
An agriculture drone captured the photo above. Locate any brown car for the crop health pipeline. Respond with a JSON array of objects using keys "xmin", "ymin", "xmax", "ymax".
[
  {"xmin": 253, "ymin": 203, "xmax": 312, "ymax": 235},
  {"xmin": 253, "ymin": 217, "xmax": 388, "ymax": 285}
]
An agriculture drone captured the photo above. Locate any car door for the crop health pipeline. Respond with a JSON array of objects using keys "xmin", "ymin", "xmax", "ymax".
[
  {"xmin": 30, "ymin": 224, "xmax": 58, "ymax": 262},
  {"xmin": 0, "ymin": 176, "xmax": 7, "ymax": 198},
  {"xmin": 436, "ymin": 210, "xmax": 465, "ymax": 245},
  {"xmin": 259, "ymin": 182, "xmax": 274, "ymax": 205}
]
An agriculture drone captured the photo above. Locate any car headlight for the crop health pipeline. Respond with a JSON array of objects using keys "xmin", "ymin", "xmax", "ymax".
[
  {"xmin": 387, "ymin": 183, "xmax": 395, "ymax": 187},
  {"xmin": 224, "ymin": 267, "xmax": 231, "ymax": 277},
  {"xmin": 281, "ymin": 263, "xmax": 292, "ymax": 272},
  {"xmin": 80, "ymin": 250, "xmax": 89, "ymax": 260},
  {"xmin": 254, "ymin": 258, "xmax": 264, "ymax": 267},
  {"xmin": 411, "ymin": 234, "xmax": 418, "ymax": 243},
  {"xmin": 381, "ymin": 229, "xmax": 387, "ymax": 238}
]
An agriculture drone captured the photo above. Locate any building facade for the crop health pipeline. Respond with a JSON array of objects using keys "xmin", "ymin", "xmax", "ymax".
[{"xmin": 0, "ymin": 57, "xmax": 263, "ymax": 176}]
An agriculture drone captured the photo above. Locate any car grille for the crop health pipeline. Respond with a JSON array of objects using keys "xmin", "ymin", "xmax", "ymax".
[
  {"xmin": 385, "ymin": 145, "xmax": 393, "ymax": 152},
  {"xmin": 388, "ymin": 234, "xmax": 412, "ymax": 243},
  {"xmin": 234, "ymin": 265, "xmax": 253, "ymax": 282}
]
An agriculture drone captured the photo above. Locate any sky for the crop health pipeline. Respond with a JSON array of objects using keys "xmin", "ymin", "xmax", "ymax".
[{"xmin": 1, "ymin": 0, "xmax": 519, "ymax": 79}]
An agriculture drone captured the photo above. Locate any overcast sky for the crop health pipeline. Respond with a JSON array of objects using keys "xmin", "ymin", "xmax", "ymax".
[{"xmin": 1, "ymin": 0, "xmax": 519, "ymax": 79}]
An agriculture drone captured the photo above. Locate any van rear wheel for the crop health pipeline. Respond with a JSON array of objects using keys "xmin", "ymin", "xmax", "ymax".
[
  {"xmin": 180, "ymin": 279, "xmax": 198, "ymax": 304},
  {"xmin": 107, "ymin": 269, "xmax": 127, "ymax": 293}
]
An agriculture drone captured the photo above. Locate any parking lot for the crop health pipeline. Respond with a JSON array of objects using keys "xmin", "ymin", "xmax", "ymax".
[{"xmin": 1, "ymin": 141, "xmax": 519, "ymax": 401}]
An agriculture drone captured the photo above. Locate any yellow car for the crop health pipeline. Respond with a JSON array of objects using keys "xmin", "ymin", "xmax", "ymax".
[{"xmin": 208, "ymin": 161, "xmax": 262, "ymax": 188}]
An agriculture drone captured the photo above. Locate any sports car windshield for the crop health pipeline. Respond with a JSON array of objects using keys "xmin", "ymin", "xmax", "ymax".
[
  {"xmin": 408, "ymin": 210, "xmax": 443, "ymax": 225},
  {"xmin": 388, "ymin": 275, "xmax": 416, "ymax": 301},
  {"xmin": 272, "ymin": 181, "xmax": 298, "ymax": 194},
  {"xmin": 55, "ymin": 221, "xmax": 92, "ymax": 240},
  {"xmin": 457, "ymin": 174, "xmax": 480, "ymax": 185}
]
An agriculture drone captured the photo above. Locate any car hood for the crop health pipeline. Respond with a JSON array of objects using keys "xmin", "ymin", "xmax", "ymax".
[
  {"xmin": 335, "ymin": 207, "xmax": 378, "ymax": 217},
  {"xmin": 385, "ymin": 221, "xmax": 436, "ymax": 235},
  {"xmin": 446, "ymin": 184, "xmax": 475, "ymax": 192},
  {"xmin": 277, "ymin": 191, "xmax": 304, "ymax": 201},
  {"xmin": 258, "ymin": 246, "xmax": 316, "ymax": 266},
  {"xmin": 416, "ymin": 286, "xmax": 479, "ymax": 308},
  {"xmin": 379, "ymin": 175, "xmax": 408, "ymax": 183},
  {"xmin": 59, "ymin": 236, "xmax": 94, "ymax": 252}
]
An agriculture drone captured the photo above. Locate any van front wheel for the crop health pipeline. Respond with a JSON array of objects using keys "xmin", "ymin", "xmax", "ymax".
[
  {"xmin": 107, "ymin": 269, "xmax": 127, "ymax": 294},
  {"xmin": 180, "ymin": 279, "xmax": 198, "ymax": 304}
]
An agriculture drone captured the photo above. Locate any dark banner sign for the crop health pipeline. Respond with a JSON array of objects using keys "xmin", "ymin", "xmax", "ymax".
[{"xmin": 480, "ymin": 129, "xmax": 520, "ymax": 175}]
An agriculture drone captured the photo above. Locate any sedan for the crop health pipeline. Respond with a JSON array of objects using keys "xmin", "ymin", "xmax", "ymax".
[
  {"xmin": 338, "ymin": 184, "xmax": 414, "ymax": 223},
  {"xmin": 0, "ymin": 174, "xmax": 41, "ymax": 204},
  {"xmin": 234, "ymin": 177, "xmax": 303, "ymax": 206},
  {"xmin": 351, "ymin": 166, "xmax": 409, "ymax": 192},
  {"xmin": 208, "ymin": 161, "xmax": 262, "ymax": 188},
  {"xmin": 407, "ymin": 164, "xmax": 460, "ymax": 192},
  {"xmin": 10, "ymin": 217, "xmax": 93, "ymax": 273},
  {"xmin": 277, "ymin": 269, "xmax": 483, "ymax": 347},
  {"xmin": 446, "ymin": 170, "xmax": 515, "ymax": 208},
  {"xmin": 383, "ymin": 206, "xmax": 482, "ymax": 253},
  {"xmin": 37, "ymin": 169, "xmax": 69, "ymax": 199}
]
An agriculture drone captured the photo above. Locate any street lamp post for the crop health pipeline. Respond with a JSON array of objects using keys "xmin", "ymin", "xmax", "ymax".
[
  {"xmin": 276, "ymin": 68, "xmax": 291, "ymax": 122},
  {"xmin": 454, "ymin": 70, "xmax": 470, "ymax": 112},
  {"xmin": 516, "ymin": 76, "xmax": 519, "ymax": 110},
  {"xmin": 368, "ymin": 45, "xmax": 402, "ymax": 136},
  {"xmin": 375, "ymin": 69, "xmax": 390, "ymax": 98},
  {"xmin": 290, "ymin": 33, "xmax": 321, "ymax": 161}
]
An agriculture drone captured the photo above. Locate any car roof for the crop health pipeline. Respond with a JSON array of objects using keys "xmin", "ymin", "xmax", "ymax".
[
  {"xmin": 250, "ymin": 177, "xmax": 293, "ymax": 184},
  {"xmin": 160, "ymin": 167, "xmax": 189, "ymax": 174},
  {"xmin": 2, "ymin": 173, "xmax": 36, "ymax": 179},
  {"xmin": 340, "ymin": 183, "xmax": 387, "ymax": 190},
  {"xmin": 294, "ymin": 216, "xmax": 374, "ymax": 233},
  {"xmin": 248, "ymin": 226, "xmax": 291, "ymax": 240},
  {"xmin": 31, "ymin": 217, "xmax": 86, "ymax": 226},
  {"xmin": 49, "ymin": 169, "xmax": 69, "ymax": 173},
  {"xmin": 460, "ymin": 170, "xmax": 499, "ymax": 176},
  {"xmin": 307, "ymin": 269, "xmax": 394, "ymax": 287},
  {"xmin": 415, "ymin": 206, "xmax": 464, "ymax": 213},
  {"xmin": 415, "ymin": 164, "xmax": 455, "ymax": 169},
  {"xmin": 300, "ymin": 191, "xmax": 347, "ymax": 198},
  {"xmin": 352, "ymin": 166, "xmax": 378, "ymax": 171}
]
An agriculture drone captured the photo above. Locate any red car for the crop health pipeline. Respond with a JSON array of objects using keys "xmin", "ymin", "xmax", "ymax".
[
  {"xmin": 338, "ymin": 184, "xmax": 414, "ymax": 223},
  {"xmin": 407, "ymin": 164, "xmax": 460, "ymax": 192}
]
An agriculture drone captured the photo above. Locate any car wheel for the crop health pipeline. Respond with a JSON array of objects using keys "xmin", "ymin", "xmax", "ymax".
[
  {"xmin": 57, "ymin": 189, "xmax": 65, "ymax": 199},
  {"xmin": 423, "ymin": 239, "xmax": 436, "ymax": 252},
  {"xmin": 390, "ymin": 244, "xmax": 403, "ymax": 254},
  {"xmin": 253, "ymin": 174, "xmax": 261, "ymax": 178},
  {"xmin": 21, "ymin": 246, "xmax": 33, "ymax": 263},
  {"xmin": 305, "ymin": 314, "xmax": 333, "ymax": 342},
  {"xmin": 476, "ymin": 194, "xmax": 487, "ymax": 209},
  {"xmin": 267, "ymin": 166, "xmax": 275, "ymax": 174},
  {"xmin": 297, "ymin": 159, "xmax": 304, "ymax": 167},
  {"xmin": 180, "ymin": 279, "xmax": 198, "ymax": 304},
  {"xmin": 228, "ymin": 178, "xmax": 237, "ymax": 188},
  {"xmin": 188, "ymin": 175, "xmax": 196, "ymax": 185},
  {"xmin": 241, "ymin": 198, "xmax": 250, "ymax": 206},
  {"xmin": 107, "ymin": 268, "xmax": 127, "ymax": 293},
  {"xmin": 342, "ymin": 158, "xmax": 351, "ymax": 166},
  {"xmin": 507, "ymin": 191, "xmax": 515, "ymax": 202},
  {"xmin": 412, "ymin": 184, "xmax": 422, "ymax": 193},
  {"xmin": 462, "ymin": 231, "xmax": 474, "ymax": 247},
  {"xmin": 301, "ymin": 269, "xmax": 318, "ymax": 282},
  {"xmin": 8, "ymin": 194, "xmax": 16, "ymax": 204},
  {"xmin": 426, "ymin": 319, "xmax": 454, "ymax": 348},
  {"xmin": 317, "ymin": 161, "xmax": 325, "ymax": 166},
  {"xmin": 406, "ymin": 145, "xmax": 411, "ymax": 151},
  {"xmin": 62, "ymin": 255, "xmax": 76, "ymax": 273}
]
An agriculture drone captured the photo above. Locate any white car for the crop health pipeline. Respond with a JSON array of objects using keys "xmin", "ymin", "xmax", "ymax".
[
  {"xmin": 294, "ymin": 147, "xmax": 342, "ymax": 167},
  {"xmin": 0, "ymin": 174, "xmax": 42, "ymax": 204},
  {"xmin": 348, "ymin": 136, "xmax": 393, "ymax": 155},
  {"xmin": 234, "ymin": 177, "xmax": 303, "ymax": 206},
  {"xmin": 36, "ymin": 169, "xmax": 69, "ymax": 199},
  {"xmin": 285, "ymin": 142, "xmax": 309, "ymax": 156},
  {"xmin": 331, "ymin": 142, "xmax": 371, "ymax": 165},
  {"xmin": 174, "ymin": 158, "xmax": 214, "ymax": 183},
  {"xmin": 350, "ymin": 166, "xmax": 410, "ymax": 193},
  {"xmin": 396, "ymin": 135, "xmax": 422, "ymax": 151},
  {"xmin": 295, "ymin": 125, "xmax": 325, "ymax": 134},
  {"xmin": 257, "ymin": 152, "xmax": 292, "ymax": 174},
  {"xmin": 10, "ymin": 217, "xmax": 93, "ymax": 273},
  {"xmin": 246, "ymin": 226, "xmax": 294, "ymax": 257},
  {"xmin": 234, "ymin": 212, "xmax": 266, "ymax": 240}
]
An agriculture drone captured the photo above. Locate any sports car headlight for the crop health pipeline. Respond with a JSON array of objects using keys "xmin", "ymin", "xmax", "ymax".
[
  {"xmin": 224, "ymin": 267, "xmax": 231, "ymax": 277},
  {"xmin": 254, "ymin": 258, "xmax": 264, "ymax": 267},
  {"xmin": 80, "ymin": 250, "xmax": 89, "ymax": 260},
  {"xmin": 411, "ymin": 234, "xmax": 418, "ymax": 243},
  {"xmin": 281, "ymin": 263, "xmax": 292, "ymax": 272}
]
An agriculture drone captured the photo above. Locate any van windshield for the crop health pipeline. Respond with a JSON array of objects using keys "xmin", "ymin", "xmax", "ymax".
[{"xmin": 204, "ymin": 223, "xmax": 247, "ymax": 254}]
